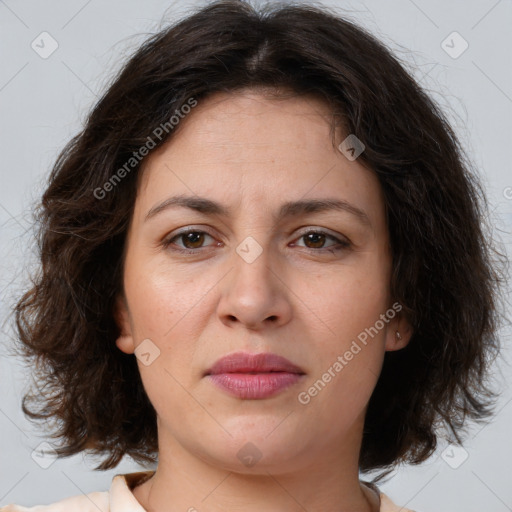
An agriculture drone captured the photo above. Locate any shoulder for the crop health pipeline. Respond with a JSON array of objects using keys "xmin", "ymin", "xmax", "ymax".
[
  {"xmin": 0, "ymin": 471, "xmax": 153, "ymax": 512},
  {"xmin": 380, "ymin": 491, "xmax": 417, "ymax": 512},
  {"xmin": 362, "ymin": 480, "xmax": 416, "ymax": 512},
  {"xmin": 0, "ymin": 490, "xmax": 109, "ymax": 512}
]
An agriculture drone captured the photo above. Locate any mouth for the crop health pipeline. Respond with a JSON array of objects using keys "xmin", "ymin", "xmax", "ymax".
[
  {"xmin": 204, "ymin": 351, "xmax": 306, "ymax": 399},
  {"xmin": 205, "ymin": 351, "xmax": 305, "ymax": 376}
]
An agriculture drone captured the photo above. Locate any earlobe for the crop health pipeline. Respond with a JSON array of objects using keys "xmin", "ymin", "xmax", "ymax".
[
  {"xmin": 113, "ymin": 295, "xmax": 135, "ymax": 354},
  {"xmin": 116, "ymin": 334, "xmax": 136, "ymax": 354},
  {"xmin": 385, "ymin": 317, "xmax": 413, "ymax": 352}
]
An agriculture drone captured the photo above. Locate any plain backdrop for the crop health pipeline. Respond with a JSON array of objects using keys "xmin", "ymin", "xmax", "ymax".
[{"xmin": 0, "ymin": 1, "xmax": 511, "ymax": 511}]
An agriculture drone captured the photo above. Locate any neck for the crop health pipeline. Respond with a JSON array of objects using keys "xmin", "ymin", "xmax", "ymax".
[{"xmin": 132, "ymin": 419, "xmax": 379, "ymax": 512}]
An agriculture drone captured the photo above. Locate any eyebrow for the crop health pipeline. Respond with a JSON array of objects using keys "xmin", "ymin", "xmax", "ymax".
[{"xmin": 144, "ymin": 194, "xmax": 371, "ymax": 227}]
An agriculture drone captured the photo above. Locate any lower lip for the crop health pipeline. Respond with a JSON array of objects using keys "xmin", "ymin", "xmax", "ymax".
[{"xmin": 207, "ymin": 372, "xmax": 304, "ymax": 399}]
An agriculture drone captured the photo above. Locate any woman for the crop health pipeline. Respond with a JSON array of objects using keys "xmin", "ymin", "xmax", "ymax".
[{"xmin": 2, "ymin": 1, "xmax": 506, "ymax": 511}]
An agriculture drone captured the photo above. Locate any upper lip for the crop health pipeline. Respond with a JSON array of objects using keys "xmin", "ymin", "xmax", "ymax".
[{"xmin": 205, "ymin": 352, "xmax": 305, "ymax": 376}]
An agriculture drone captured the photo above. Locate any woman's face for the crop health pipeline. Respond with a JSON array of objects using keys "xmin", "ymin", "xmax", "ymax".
[{"xmin": 115, "ymin": 90, "xmax": 410, "ymax": 474}]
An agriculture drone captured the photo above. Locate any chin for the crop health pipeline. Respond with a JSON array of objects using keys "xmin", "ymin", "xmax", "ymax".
[{"xmin": 195, "ymin": 426, "xmax": 311, "ymax": 474}]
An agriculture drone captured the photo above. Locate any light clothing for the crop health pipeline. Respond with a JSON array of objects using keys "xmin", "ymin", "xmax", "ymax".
[{"xmin": 1, "ymin": 471, "xmax": 415, "ymax": 511}]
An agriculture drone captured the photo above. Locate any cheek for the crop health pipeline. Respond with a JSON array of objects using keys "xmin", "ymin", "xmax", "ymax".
[
  {"xmin": 299, "ymin": 289, "xmax": 387, "ymax": 425},
  {"xmin": 314, "ymin": 262, "xmax": 390, "ymax": 342},
  {"xmin": 122, "ymin": 254, "xmax": 211, "ymax": 402},
  {"xmin": 303, "ymin": 257, "xmax": 390, "ymax": 392},
  {"xmin": 124, "ymin": 251, "xmax": 207, "ymax": 340}
]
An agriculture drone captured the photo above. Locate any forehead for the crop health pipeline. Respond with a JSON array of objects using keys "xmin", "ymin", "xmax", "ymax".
[
  {"xmin": 134, "ymin": 90, "xmax": 386, "ymax": 230},
  {"xmin": 141, "ymin": 89, "xmax": 338, "ymax": 176}
]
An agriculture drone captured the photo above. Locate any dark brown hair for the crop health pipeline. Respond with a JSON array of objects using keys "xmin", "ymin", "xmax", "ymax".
[{"xmin": 13, "ymin": 0, "xmax": 507, "ymax": 476}]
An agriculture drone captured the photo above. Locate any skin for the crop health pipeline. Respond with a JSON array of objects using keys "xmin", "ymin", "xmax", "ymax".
[{"xmin": 115, "ymin": 89, "xmax": 412, "ymax": 512}]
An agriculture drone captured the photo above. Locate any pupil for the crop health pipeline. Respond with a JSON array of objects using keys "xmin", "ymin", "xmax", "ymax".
[
  {"xmin": 185, "ymin": 232, "xmax": 203, "ymax": 248},
  {"xmin": 307, "ymin": 233, "xmax": 324, "ymax": 248}
]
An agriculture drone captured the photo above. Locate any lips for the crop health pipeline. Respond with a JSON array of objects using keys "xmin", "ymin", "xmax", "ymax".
[
  {"xmin": 204, "ymin": 352, "xmax": 305, "ymax": 400},
  {"xmin": 205, "ymin": 352, "xmax": 305, "ymax": 376}
]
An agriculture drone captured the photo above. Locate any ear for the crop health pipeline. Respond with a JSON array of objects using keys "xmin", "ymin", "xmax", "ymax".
[
  {"xmin": 384, "ymin": 312, "xmax": 413, "ymax": 352},
  {"xmin": 113, "ymin": 294, "xmax": 136, "ymax": 355}
]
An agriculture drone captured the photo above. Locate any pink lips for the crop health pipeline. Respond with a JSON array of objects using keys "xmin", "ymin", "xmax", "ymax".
[{"xmin": 205, "ymin": 352, "xmax": 305, "ymax": 399}]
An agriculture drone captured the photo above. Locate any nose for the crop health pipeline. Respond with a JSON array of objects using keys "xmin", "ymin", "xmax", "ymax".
[{"xmin": 216, "ymin": 239, "xmax": 293, "ymax": 331}]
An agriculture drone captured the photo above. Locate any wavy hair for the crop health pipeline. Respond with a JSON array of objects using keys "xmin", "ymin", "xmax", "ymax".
[{"xmin": 13, "ymin": 0, "xmax": 507, "ymax": 475}]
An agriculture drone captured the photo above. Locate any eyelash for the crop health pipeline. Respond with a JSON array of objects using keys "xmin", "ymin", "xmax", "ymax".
[{"xmin": 161, "ymin": 228, "xmax": 351, "ymax": 255}]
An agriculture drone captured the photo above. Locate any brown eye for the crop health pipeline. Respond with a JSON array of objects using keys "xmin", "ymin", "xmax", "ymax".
[
  {"xmin": 294, "ymin": 230, "xmax": 350, "ymax": 251},
  {"xmin": 303, "ymin": 232, "xmax": 328, "ymax": 249},
  {"xmin": 163, "ymin": 230, "xmax": 216, "ymax": 252},
  {"xmin": 180, "ymin": 232, "xmax": 207, "ymax": 249}
]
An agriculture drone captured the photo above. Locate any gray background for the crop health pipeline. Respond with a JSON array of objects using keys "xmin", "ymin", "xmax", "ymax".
[{"xmin": 1, "ymin": 1, "xmax": 511, "ymax": 511}]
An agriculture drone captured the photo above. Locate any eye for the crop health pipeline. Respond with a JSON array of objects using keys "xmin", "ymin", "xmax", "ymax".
[
  {"xmin": 162, "ymin": 229, "xmax": 218, "ymax": 253},
  {"xmin": 292, "ymin": 230, "xmax": 350, "ymax": 252},
  {"xmin": 162, "ymin": 228, "xmax": 350, "ymax": 255}
]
